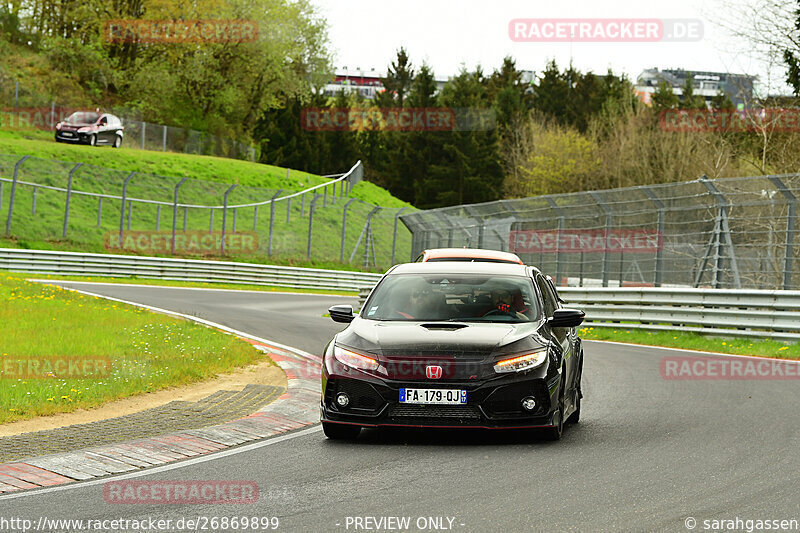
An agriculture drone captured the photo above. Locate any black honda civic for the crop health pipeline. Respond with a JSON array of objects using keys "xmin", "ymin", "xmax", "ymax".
[{"xmin": 321, "ymin": 262, "xmax": 585, "ymax": 441}]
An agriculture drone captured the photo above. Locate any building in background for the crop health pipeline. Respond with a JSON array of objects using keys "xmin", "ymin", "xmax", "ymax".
[
  {"xmin": 635, "ymin": 68, "xmax": 756, "ymax": 108},
  {"xmin": 323, "ymin": 68, "xmax": 450, "ymax": 99}
]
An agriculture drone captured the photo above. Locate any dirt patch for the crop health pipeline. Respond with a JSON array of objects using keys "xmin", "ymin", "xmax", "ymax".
[{"xmin": 0, "ymin": 357, "xmax": 287, "ymax": 438}]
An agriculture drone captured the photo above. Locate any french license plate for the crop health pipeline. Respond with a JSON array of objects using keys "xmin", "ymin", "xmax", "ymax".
[
  {"xmin": 62, "ymin": 132, "xmax": 73, "ymax": 137},
  {"xmin": 399, "ymin": 388, "xmax": 466, "ymax": 405}
]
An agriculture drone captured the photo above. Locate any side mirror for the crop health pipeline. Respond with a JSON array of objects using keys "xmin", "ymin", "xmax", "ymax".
[
  {"xmin": 329, "ymin": 304, "xmax": 355, "ymax": 323},
  {"xmin": 548, "ymin": 308, "xmax": 585, "ymax": 328}
]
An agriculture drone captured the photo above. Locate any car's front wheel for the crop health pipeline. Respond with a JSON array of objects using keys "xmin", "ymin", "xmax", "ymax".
[
  {"xmin": 113, "ymin": 135, "xmax": 121, "ymax": 148},
  {"xmin": 322, "ymin": 422, "xmax": 361, "ymax": 440},
  {"xmin": 89, "ymin": 134, "xmax": 97, "ymax": 146}
]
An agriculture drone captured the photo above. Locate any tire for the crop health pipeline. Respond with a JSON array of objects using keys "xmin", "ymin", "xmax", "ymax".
[
  {"xmin": 322, "ymin": 422, "xmax": 361, "ymax": 440},
  {"xmin": 89, "ymin": 134, "xmax": 97, "ymax": 146},
  {"xmin": 113, "ymin": 135, "xmax": 121, "ymax": 148},
  {"xmin": 541, "ymin": 402, "xmax": 563, "ymax": 441}
]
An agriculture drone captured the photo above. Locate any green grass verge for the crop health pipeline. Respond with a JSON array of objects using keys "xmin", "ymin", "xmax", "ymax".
[
  {"xmin": 28, "ymin": 273, "xmax": 359, "ymax": 296},
  {"xmin": 0, "ymin": 272, "xmax": 272, "ymax": 424},
  {"xmin": 580, "ymin": 326, "xmax": 799, "ymax": 360}
]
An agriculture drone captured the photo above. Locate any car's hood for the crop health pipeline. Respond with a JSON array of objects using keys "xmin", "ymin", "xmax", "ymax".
[
  {"xmin": 337, "ymin": 318, "xmax": 547, "ymax": 357},
  {"xmin": 335, "ymin": 318, "xmax": 548, "ymax": 381}
]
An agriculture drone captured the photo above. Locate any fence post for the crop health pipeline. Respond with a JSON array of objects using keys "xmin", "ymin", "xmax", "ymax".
[
  {"xmin": 162, "ymin": 125, "xmax": 167, "ymax": 151},
  {"xmin": 323, "ymin": 185, "xmax": 327, "ymax": 208},
  {"xmin": 32, "ymin": 187, "xmax": 37, "ymax": 215},
  {"xmin": 13, "ymin": 81, "xmax": 18, "ymax": 110},
  {"xmin": 119, "ymin": 171, "xmax": 136, "ymax": 243},
  {"xmin": 391, "ymin": 208, "xmax": 408, "ymax": 265},
  {"xmin": 183, "ymin": 206, "xmax": 188, "ymax": 231},
  {"xmin": 698, "ymin": 177, "xmax": 741, "ymax": 289},
  {"xmin": 268, "ymin": 190, "xmax": 282, "ymax": 256},
  {"xmin": 127, "ymin": 201, "xmax": 132, "ymax": 230},
  {"xmin": 307, "ymin": 194, "xmax": 320, "ymax": 258},
  {"xmin": 50, "ymin": 101, "xmax": 55, "ymax": 130},
  {"xmin": 156, "ymin": 205, "xmax": 161, "ymax": 231},
  {"xmin": 97, "ymin": 198, "xmax": 103, "ymax": 227},
  {"xmin": 286, "ymin": 198, "xmax": 291, "ymax": 223},
  {"xmin": 301, "ymin": 193, "xmax": 305, "ymax": 217},
  {"xmin": 769, "ymin": 176, "xmax": 796, "ymax": 289},
  {"xmin": 5, "ymin": 155, "xmax": 30, "ymax": 236},
  {"xmin": 171, "ymin": 177, "xmax": 188, "ymax": 254},
  {"xmin": 643, "ymin": 187, "xmax": 666, "ymax": 287},
  {"xmin": 331, "ymin": 182, "xmax": 336, "ymax": 204},
  {"xmin": 141, "ymin": 121, "xmax": 146, "ymax": 149},
  {"xmin": 341, "ymin": 198, "xmax": 357, "ymax": 262},
  {"xmin": 209, "ymin": 210, "xmax": 214, "ymax": 233},
  {"xmin": 253, "ymin": 206, "xmax": 258, "ymax": 231},
  {"xmin": 464, "ymin": 205, "xmax": 485, "ymax": 248},
  {"xmin": 221, "ymin": 184, "xmax": 237, "ymax": 255},
  {"xmin": 349, "ymin": 207, "xmax": 380, "ymax": 264},
  {"xmin": 62, "ymin": 162, "xmax": 83, "ymax": 238},
  {"xmin": 0, "ymin": 182, "xmax": 3, "ymax": 212},
  {"xmin": 545, "ymin": 198, "xmax": 565, "ymax": 285},
  {"xmin": 589, "ymin": 192, "xmax": 612, "ymax": 288}
]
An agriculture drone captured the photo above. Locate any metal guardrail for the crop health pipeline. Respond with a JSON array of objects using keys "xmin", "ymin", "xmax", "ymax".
[
  {"xmin": 0, "ymin": 249, "xmax": 383, "ymax": 292},
  {"xmin": 356, "ymin": 284, "xmax": 800, "ymax": 341}
]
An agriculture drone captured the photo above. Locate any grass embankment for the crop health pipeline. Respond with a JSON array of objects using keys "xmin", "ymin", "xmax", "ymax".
[
  {"xmin": 0, "ymin": 130, "xmax": 414, "ymax": 268},
  {"xmin": 0, "ymin": 273, "xmax": 271, "ymax": 424},
  {"xmin": 580, "ymin": 326, "xmax": 799, "ymax": 360}
]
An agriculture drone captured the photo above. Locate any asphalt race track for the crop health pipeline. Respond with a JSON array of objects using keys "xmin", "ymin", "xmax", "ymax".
[{"xmin": 3, "ymin": 282, "xmax": 799, "ymax": 532}]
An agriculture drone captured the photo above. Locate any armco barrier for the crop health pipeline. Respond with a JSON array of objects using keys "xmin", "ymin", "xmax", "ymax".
[
  {"xmin": 0, "ymin": 248, "xmax": 382, "ymax": 292},
  {"xmin": 356, "ymin": 284, "xmax": 800, "ymax": 341}
]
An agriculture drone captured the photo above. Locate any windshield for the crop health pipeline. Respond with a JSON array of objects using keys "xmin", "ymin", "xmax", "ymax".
[
  {"xmin": 64, "ymin": 112, "xmax": 100, "ymax": 125},
  {"xmin": 363, "ymin": 274, "xmax": 540, "ymax": 322}
]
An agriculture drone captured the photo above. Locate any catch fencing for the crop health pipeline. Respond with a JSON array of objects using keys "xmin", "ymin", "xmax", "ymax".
[
  {"xmin": 0, "ymin": 156, "xmax": 413, "ymax": 268},
  {"xmin": 400, "ymin": 174, "xmax": 800, "ymax": 290}
]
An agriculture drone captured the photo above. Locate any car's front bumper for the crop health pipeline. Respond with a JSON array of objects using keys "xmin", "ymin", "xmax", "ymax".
[
  {"xmin": 55, "ymin": 131, "xmax": 88, "ymax": 143},
  {"xmin": 321, "ymin": 374, "xmax": 560, "ymax": 429}
]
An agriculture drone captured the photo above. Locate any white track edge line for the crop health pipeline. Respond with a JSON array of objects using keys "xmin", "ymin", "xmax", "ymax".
[
  {"xmin": 585, "ymin": 339, "xmax": 800, "ymax": 363},
  {"xmin": 27, "ymin": 278, "xmax": 356, "ymax": 299}
]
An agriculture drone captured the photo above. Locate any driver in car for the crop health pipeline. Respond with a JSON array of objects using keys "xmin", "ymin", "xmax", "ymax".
[{"xmin": 486, "ymin": 286, "xmax": 529, "ymax": 320}]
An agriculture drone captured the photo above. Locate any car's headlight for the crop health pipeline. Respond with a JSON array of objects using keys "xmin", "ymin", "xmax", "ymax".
[
  {"xmin": 493, "ymin": 350, "xmax": 548, "ymax": 373},
  {"xmin": 333, "ymin": 345, "xmax": 379, "ymax": 372}
]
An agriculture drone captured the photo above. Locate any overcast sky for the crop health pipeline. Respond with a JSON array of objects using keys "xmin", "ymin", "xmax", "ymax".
[{"xmin": 310, "ymin": 0, "xmax": 789, "ymax": 93}]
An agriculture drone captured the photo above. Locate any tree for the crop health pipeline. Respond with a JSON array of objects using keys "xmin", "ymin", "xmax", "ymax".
[
  {"xmin": 651, "ymin": 80, "xmax": 680, "ymax": 112},
  {"xmin": 376, "ymin": 47, "xmax": 414, "ymax": 107}
]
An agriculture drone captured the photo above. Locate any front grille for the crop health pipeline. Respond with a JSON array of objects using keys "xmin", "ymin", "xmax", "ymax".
[
  {"xmin": 388, "ymin": 404, "xmax": 481, "ymax": 420},
  {"xmin": 482, "ymin": 380, "xmax": 550, "ymax": 416}
]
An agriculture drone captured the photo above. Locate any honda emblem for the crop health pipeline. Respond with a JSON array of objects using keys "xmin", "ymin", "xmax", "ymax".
[{"xmin": 426, "ymin": 365, "xmax": 443, "ymax": 379}]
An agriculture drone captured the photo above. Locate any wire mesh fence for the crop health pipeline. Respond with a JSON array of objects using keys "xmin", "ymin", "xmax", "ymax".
[
  {"xmin": 400, "ymin": 174, "xmax": 800, "ymax": 290},
  {"xmin": 0, "ymin": 155, "xmax": 413, "ymax": 269}
]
